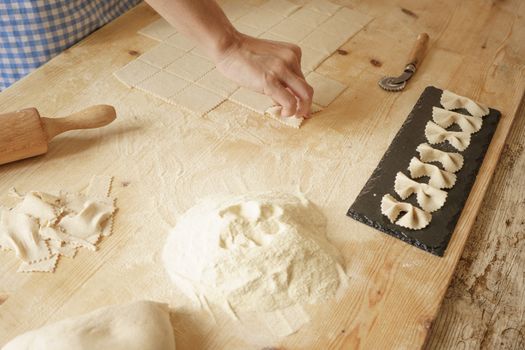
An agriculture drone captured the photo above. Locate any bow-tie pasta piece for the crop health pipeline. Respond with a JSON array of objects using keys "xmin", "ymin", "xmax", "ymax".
[
  {"xmin": 432, "ymin": 107, "xmax": 482, "ymax": 133},
  {"xmin": 440, "ymin": 90, "xmax": 490, "ymax": 118},
  {"xmin": 381, "ymin": 194, "xmax": 432, "ymax": 230},
  {"xmin": 408, "ymin": 157, "xmax": 457, "ymax": 189},
  {"xmin": 394, "ymin": 172, "xmax": 447, "ymax": 213},
  {"xmin": 425, "ymin": 121, "xmax": 471, "ymax": 151},
  {"xmin": 416, "ymin": 143, "xmax": 464, "ymax": 173}
]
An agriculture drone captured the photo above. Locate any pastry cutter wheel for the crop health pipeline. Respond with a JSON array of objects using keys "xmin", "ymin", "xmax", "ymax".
[{"xmin": 379, "ymin": 33, "xmax": 429, "ymax": 92}]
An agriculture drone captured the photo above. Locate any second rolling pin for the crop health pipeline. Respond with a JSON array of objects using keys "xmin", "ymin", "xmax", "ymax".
[{"xmin": 0, "ymin": 105, "xmax": 116, "ymax": 165}]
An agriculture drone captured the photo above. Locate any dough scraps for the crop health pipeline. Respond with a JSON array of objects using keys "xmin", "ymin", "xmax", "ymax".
[
  {"xmin": 432, "ymin": 106, "xmax": 482, "ymax": 134},
  {"xmin": 2, "ymin": 301, "xmax": 176, "ymax": 350},
  {"xmin": 408, "ymin": 157, "xmax": 457, "ymax": 189},
  {"xmin": 416, "ymin": 143, "xmax": 464, "ymax": 173},
  {"xmin": 394, "ymin": 172, "xmax": 447, "ymax": 213},
  {"xmin": 117, "ymin": 1, "xmax": 373, "ymax": 127},
  {"xmin": 425, "ymin": 121, "xmax": 471, "ymax": 151},
  {"xmin": 440, "ymin": 90, "xmax": 490, "ymax": 118},
  {"xmin": 162, "ymin": 192, "xmax": 346, "ymax": 316},
  {"xmin": 380, "ymin": 194, "xmax": 431, "ymax": 230},
  {"xmin": 0, "ymin": 176, "xmax": 116, "ymax": 273}
]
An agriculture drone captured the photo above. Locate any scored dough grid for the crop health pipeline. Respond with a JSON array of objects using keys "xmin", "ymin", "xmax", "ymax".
[{"xmin": 116, "ymin": 0, "xmax": 373, "ymax": 127}]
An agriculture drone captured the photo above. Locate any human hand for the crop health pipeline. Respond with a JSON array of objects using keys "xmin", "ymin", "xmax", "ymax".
[{"xmin": 214, "ymin": 33, "xmax": 314, "ymax": 118}]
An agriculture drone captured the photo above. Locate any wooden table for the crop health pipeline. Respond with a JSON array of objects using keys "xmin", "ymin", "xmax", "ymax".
[{"xmin": 1, "ymin": 1, "xmax": 524, "ymax": 349}]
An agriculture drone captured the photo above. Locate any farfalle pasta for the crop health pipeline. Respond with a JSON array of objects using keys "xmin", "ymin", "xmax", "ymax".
[
  {"xmin": 440, "ymin": 90, "xmax": 490, "ymax": 118},
  {"xmin": 425, "ymin": 121, "xmax": 471, "ymax": 151},
  {"xmin": 408, "ymin": 157, "xmax": 457, "ymax": 189},
  {"xmin": 432, "ymin": 107, "xmax": 482, "ymax": 133},
  {"xmin": 394, "ymin": 172, "xmax": 447, "ymax": 213},
  {"xmin": 381, "ymin": 194, "xmax": 432, "ymax": 230},
  {"xmin": 416, "ymin": 143, "xmax": 464, "ymax": 173}
]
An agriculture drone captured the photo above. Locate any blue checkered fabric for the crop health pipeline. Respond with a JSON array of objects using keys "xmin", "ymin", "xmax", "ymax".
[{"xmin": 0, "ymin": 0, "xmax": 141, "ymax": 91}]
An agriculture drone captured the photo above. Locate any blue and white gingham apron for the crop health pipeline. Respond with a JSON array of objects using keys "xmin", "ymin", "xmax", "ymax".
[{"xmin": 0, "ymin": 0, "xmax": 141, "ymax": 91}]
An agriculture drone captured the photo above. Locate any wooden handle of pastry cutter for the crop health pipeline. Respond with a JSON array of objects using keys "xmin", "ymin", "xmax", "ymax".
[
  {"xmin": 42, "ymin": 105, "xmax": 116, "ymax": 140},
  {"xmin": 407, "ymin": 33, "xmax": 429, "ymax": 68},
  {"xmin": 0, "ymin": 105, "xmax": 116, "ymax": 165}
]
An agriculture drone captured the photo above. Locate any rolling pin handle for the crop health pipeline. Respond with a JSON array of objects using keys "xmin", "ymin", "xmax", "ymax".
[{"xmin": 42, "ymin": 105, "xmax": 116, "ymax": 140}]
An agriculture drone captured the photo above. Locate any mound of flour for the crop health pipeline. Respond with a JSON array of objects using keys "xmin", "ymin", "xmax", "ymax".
[{"xmin": 162, "ymin": 192, "xmax": 345, "ymax": 314}]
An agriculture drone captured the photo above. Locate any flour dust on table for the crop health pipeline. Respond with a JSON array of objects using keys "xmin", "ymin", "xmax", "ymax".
[
  {"xmin": 163, "ymin": 192, "xmax": 347, "ymax": 325},
  {"xmin": 115, "ymin": 0, "xmax": 373, "ymax": 127}
]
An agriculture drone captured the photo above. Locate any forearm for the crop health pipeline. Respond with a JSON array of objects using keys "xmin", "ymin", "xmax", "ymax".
[{"xmin": 145, "ymin": 0, "xmax": 238, "ymax": 61}]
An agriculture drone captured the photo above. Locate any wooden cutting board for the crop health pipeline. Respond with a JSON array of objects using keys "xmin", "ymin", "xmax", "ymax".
[{"xmin": 0, "ymin": 1, "xmax": 524, "ymax": 349}]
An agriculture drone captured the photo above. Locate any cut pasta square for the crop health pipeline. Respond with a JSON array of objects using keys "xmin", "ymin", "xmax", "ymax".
[
  {"xmin": 163, "ymin": 33, "xmax": 196, "ymax": 52},
  {"xmin": 114, "ymin": 59, "xmax": 159, "ymax": 87},
  {"xmin": 138, "ymin": 18, "xmax": 176, "ymax": 41},
  {"xmin": 319, "ymin": 16, "xmax": 362, "ymax": 41},
  {"xmin": 196, "ymin": 69, "xmax": 239, "ymax": 97},
  {"xmin": 230, "ymin": 87, "xmax": 274, "ymax": 114},
  {"xmin": 300, "ymin": 46, "xmax": 328, "ymax": 72},
  {"xmin": 221, "ymin": 2, "xmax": 254, "ymax": 21},
  {"xmin": 169, "ymin": 85, "xmax": 226, "ymax": 115},
  {"xmin": 259, "ymin": 31, "xmax": 288, "ymax": 41},
  {"xmin": 136, "ymin": 71, "xmax": 190, "ymax": 100},
  {"xmin": 269, "ymin": 18, "xmax": 315, "ymax": 42},
  {"xmin": 189, "ymin": 46, "xmax": 213, "ymax": 61},
  {"xmin": 138, "ymin": 43, "xmax": 186, "ymax": 68},
  {"xmin": 306, "ymin": 71, "xmax": 346, "ymax": 106},
  {"xmin": 258, "ymin": 0, "xmax": 301, "ymax": 17},
  {"xmin": 289, "ymin": 7, "xmax": 330, "ymax": 26},
  {"xmin": 165, "ymin": 53, "xmax": 215, "ymax": 82},
  {"xmin": 235, "ymin": 23, "xmax": 265, "ymax": 37},
  {"xmin": 304, "ymin": 0, "xmax": 342, "ymax": 15},
  {"xmin": 332, "ymin": 7, "xmax": 373, "ymax": 28},
  {"xmin": 300, "ymin": 29, "xmax": 348, "ymax": 54},
  {"xmin": 236, "ymin": 9, "xmax": 284, "ymax": 31}
]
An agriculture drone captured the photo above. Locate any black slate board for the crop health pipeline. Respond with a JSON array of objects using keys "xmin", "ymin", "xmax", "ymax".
[{"xmin": 347, "ymin": 86, "xmax": 501, "ymax": 256}]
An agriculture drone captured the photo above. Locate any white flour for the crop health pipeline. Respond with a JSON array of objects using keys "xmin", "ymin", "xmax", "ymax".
[{"xmin": 162, "ymin": 192, "xmax": 345, "ymax": 314}]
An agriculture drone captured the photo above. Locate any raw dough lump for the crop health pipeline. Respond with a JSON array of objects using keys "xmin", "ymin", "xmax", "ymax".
[
  {"xmin": 380, "ymin": 194, "xmax": 431, "ymax": 230},
  {"xmin": 162, "ymin": 192, "xmax": 345, "ymax": 315},
  {"xmin": 440, "ymin": 90, "xmax": 489, "ymax": 118},
  {"xmin": 2, "ymin": 301, "xmax": 176, "ymax": 350},
  {"xmin": 394, "ymin": 172, "xmax": 447, "ymax": 213},
  {"xmin": 416, "ymin": 143, "xmax": 464, "ymax": 173}
]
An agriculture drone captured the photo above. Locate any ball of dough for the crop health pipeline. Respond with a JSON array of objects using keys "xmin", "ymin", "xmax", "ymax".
[{"xmin": 3, "ymin": 301, "xmax": 175, "ymax": 350}]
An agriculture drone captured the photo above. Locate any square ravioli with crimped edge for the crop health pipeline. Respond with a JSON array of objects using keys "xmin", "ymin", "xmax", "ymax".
[{"xmin": 346, "ymin": 86, "xmax": 501, "ymax": 256}]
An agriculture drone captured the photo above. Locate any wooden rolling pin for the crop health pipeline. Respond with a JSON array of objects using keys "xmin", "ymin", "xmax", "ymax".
[{"xmin": 0, "ymin": 105, "xmax": 116, "ymax": 165}]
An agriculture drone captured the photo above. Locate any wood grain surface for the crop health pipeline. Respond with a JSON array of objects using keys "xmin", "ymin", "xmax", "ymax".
[{"xmin": 0, "ymin": 0, "xmax": 524, "ymax": 349}]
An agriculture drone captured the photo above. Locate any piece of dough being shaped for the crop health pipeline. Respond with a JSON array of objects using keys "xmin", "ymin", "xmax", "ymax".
[
  {"xmin": 432, "ymin": 106, "xmax": 482, "ymax": 133},
  {"xmin": 2, "ymin": 301, "xmax": 176, "ymax": 350},
  {"xmin": 425, "ymin": 121, "xmax": 471, "ymax": 151},
  {"xmin": 394, "ymin": 172, "xmax": 447, "ymax": 213},
  {"xmin": 381, "ymin": 194, "xmax": 431, "ymax": 230},
  {"xmin": 416, "ymin": 143, "xmax": 464, "ymax": 173},
  {"xmin": 440, "ymin": 90, "xmax": 489, "ymax": 118},
  {"xmin": 408, "ymin": 157, "xmax": 457, "ymax": 189}
]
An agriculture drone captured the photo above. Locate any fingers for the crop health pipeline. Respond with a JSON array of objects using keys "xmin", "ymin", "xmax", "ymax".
[
  {"xmin": 281, "ymin": 73, "xmax": 313, "ymax": 117},
  {"xmin": 263, "ymin": 53, "xmax": 313, "ymax": 118},
  {"xmin": 264, "ymin": 73, "xmax": 298, "ymax": 117}
]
